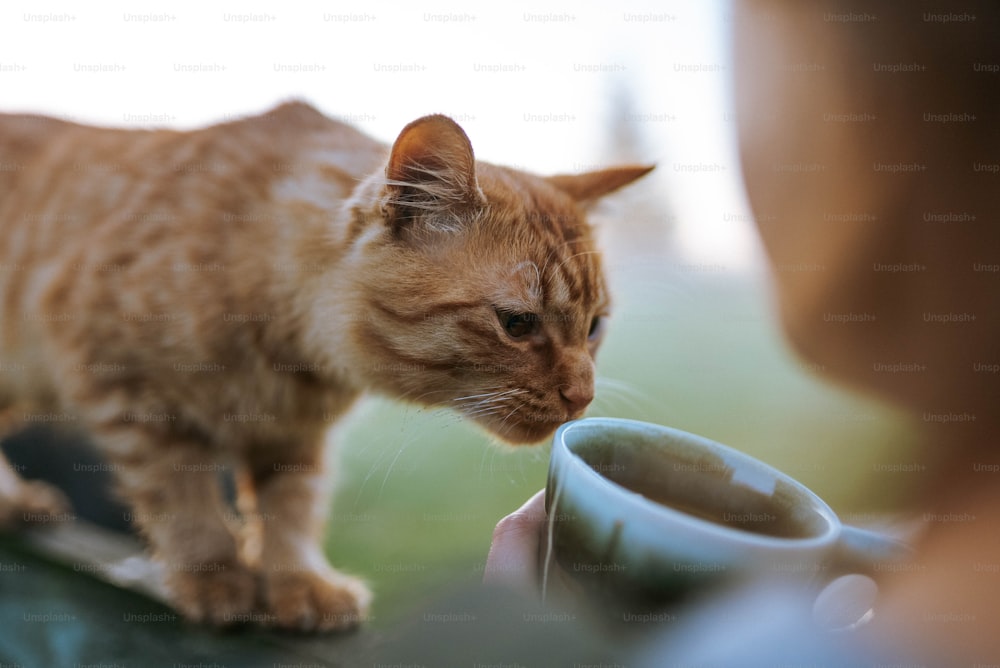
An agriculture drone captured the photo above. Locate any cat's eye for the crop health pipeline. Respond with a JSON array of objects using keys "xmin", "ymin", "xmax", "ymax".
[
  {"xmin": 497, "ymin": 310, "xmax": 540, "ymax": 340},
  {"xmin": 588, "ymin": 315, "xmax": 603, "ymax": 340}
]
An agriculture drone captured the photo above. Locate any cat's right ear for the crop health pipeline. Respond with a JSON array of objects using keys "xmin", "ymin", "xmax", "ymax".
[
  {"xmin": 546, "ymin": 165, "xmax": 655, "ymax": 206},
  {"xmin": 381, "ymin": 115, "xmax": 484, "ymax": 233}
]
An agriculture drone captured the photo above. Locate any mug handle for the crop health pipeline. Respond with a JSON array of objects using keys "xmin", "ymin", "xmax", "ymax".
[
  {"xmin": 812, "ymin": 526, "xmax": 914, "ymax": 632},
  {"xmin": 831, "ymin": 524, "xmax": 914, "ymax": 574}
]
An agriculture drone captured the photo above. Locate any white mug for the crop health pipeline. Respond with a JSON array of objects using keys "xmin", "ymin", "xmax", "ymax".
[{"xmin": 543, "ymin": 418, "xmax": 910, "ymax": 608}]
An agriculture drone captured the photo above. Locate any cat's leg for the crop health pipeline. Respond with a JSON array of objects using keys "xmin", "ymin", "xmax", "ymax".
[
  {"xmin": 253, "ymin": 444, "xmax": 371, "ymax": 631},
  {"xmin": 0, "ymin": 450, "xmax": 72, "ymax": 528},
  {"xmin": 0, "ymin": 405, "xmax": 72, "ymax": 528},
  {"xmin": 95, "ymin": 424, "xmax": 258, "ymax": 625}
]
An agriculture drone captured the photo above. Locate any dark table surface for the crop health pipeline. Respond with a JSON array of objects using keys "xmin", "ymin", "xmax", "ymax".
[{"xmin": 1, "ymin": 429, "xmax": 624, "ymax": 668}]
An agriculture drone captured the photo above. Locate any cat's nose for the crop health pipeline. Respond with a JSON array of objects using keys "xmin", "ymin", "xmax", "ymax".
[{"xmin": 559, "ymin": 384, "xmax": 594, "ymax": 418}]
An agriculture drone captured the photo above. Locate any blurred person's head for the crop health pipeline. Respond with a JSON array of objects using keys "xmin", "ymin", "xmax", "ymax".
[
  {"xmin": 733, "ymin": 5, "xmax": 999, "ymax": 660},
  {"xmin": 733, "ymin": 0, "xmax": 999, "ymax": 452}
]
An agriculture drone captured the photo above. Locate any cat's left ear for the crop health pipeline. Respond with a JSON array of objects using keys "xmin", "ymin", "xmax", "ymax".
[
  {"xmin": 546, "ymin": 165, "xmax": 655, "ymax": 205},
  {"xmin": 382, "ymin": 114, "xmax": 485, "ymax": 232}
]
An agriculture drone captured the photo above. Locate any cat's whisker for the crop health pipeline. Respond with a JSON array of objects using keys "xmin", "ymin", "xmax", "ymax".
[
  {"xmin": 397, "ymin": 386, "xmax": 481, "ymax": 405},
  {"xmin": 490, "ymin": 439, "xmax": 530, "ymax": 486},
  {"xmin": 451, "ymin": 387, "xmax": 520, "ymax": 404},
  {"xmin": 437, "ymin": 406, "xmax": 472, "ymax": 425},
  {"xmin": 592, "ymin": 375, "xmax": 651, "ymax": 415},
  {"xmin": 595, "ymin": 375, "xmax": 645, "ymax": 400},
  {"xmin": 477, "ymin": 437, "xmax": 494, "ymax": 479},
  {"xmin": 353, "ymin": 444, "xmax": 393, "ymax": 508},
  {"xmin": 553, "ymin": 249, "xmax": 602, "ymax": 274},
  {"xmin": 459, "ymin": 398, "xmax": 507, "ymax": 411},
  {"xmin": 397, "ymin": 389, "xmax": 449, "ymax": 404},
  {"xmin": 461, "ymin": 393, "xmax": 527, "ymax": 412},
  {"xmin": 457, "ymin": 394, "xmax": 513, "ymax": 406},
  {"xmin": 461, "ymin": 404, "xmax": 510, "ymax": 419},
  {"xmin": 353, "ymin": 403, "xmax": 433, "ymax": 505},
  {"xmin": 538, "ymin": 238, "xmax": 588, "ymax": 283},
  {"xmin": 458, "ymin": 404, "xmax": 526, "ymax": 421},
  {"xmin": 376, "ymin": 435, "xmax": 416, "ymax": 501},
  {"xmin": 452, "ymin": 389, "xmax": 527, "ymax": 416},
  {"xmin": 374, "ymin": 405, "xmax": 464, "ymax": 500},
  {"xmin": 496, "ymin": 401, "xmax": 528, "ymax": 430},
  {"xmin": 452, "ymin": 388, "xmax": 529, "ymax": 431}
]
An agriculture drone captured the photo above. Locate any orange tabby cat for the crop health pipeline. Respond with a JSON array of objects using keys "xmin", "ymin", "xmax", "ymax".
[{"xmin": 0, "ymin": 102, "xmax": 651, "ymax": 630}]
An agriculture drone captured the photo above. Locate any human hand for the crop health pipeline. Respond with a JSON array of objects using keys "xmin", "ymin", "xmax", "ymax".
[{"xmin": 483, "ymin": 489, "xmax": 547, "ymax": 592}]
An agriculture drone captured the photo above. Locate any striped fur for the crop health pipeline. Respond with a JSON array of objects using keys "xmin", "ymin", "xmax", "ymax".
[{"xmin": 0, "ymin": 103, "xmax": 651, "ymax": 629}]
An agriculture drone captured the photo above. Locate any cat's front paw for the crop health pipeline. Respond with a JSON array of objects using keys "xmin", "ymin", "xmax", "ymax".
[
  {"xmin": 263, "ymin": 568, "xmax": 371, "ymax": 631},
  {"xmin": 0, "ymin": 479, "xmax": 72, "ymax": 528},
  {"xmin": 164, "ymin": 562, "xmax": 258, "ymax": 626}
]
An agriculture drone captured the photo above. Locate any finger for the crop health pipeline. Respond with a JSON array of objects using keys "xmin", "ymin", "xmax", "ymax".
[{"xmin": 483, "ymin": 489, "xmax": 547, "ymax": 591}]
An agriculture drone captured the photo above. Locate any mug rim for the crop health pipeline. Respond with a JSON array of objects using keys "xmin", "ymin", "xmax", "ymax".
[{"xmin": 552, "ymin": 417, "xmax": 841, "ymax": 551}]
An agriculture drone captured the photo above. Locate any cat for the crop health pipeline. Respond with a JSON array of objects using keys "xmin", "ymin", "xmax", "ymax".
[{"xmin": 0, "ymin": 101, "xmax": 652, "ymax": 630}]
